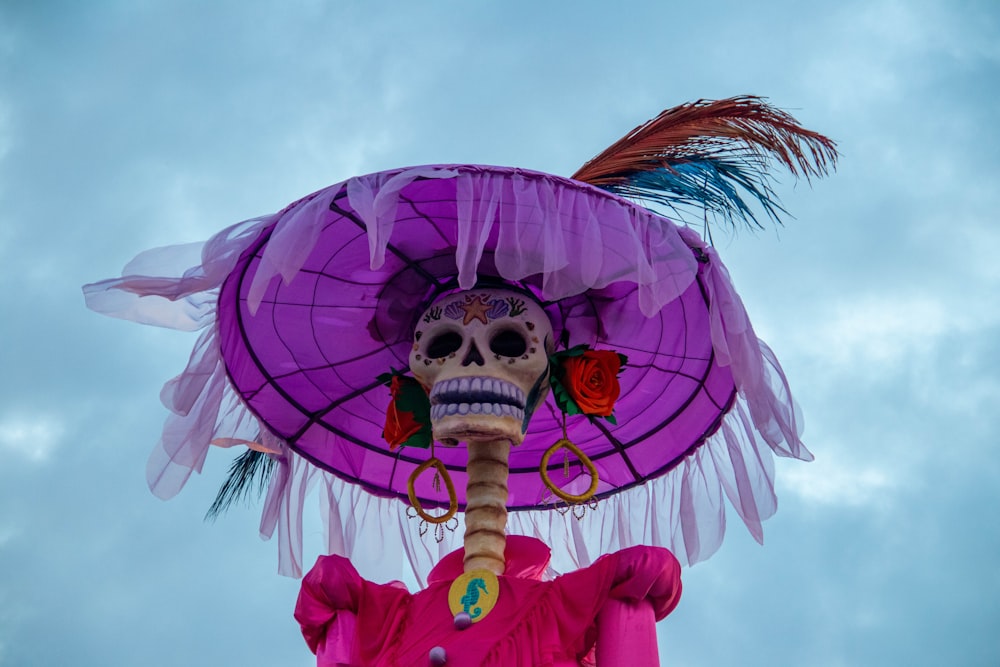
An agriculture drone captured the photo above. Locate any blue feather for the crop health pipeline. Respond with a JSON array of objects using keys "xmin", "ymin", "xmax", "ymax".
[{"xmin": 600, "ymin": 158, "xmax": 788, "ymax": 228}]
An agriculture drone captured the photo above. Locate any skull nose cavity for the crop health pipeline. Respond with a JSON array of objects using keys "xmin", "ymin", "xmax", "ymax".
[{"xmin": 461, "ymin": 341, "xmax": 485, "ymax": 366}]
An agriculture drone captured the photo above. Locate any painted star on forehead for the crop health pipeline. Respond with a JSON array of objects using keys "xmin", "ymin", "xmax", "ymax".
[{"xmin": 460, "ymin": 294, "xmax": 493, "ymax": 325}]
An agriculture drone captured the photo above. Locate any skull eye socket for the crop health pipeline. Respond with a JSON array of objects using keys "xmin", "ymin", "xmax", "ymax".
[
  {"xmin": 426, "ymin": 331, "xmax": 463, "ymax": 358},
  {"xmin": 490, "ymin": 329, "xmax": 527, "ymax": 357}
]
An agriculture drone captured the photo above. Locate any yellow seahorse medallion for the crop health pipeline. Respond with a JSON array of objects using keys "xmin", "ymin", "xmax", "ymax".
[{"xmin": 447, "ymin": 569, "xmax": 500, "ymax": 623}]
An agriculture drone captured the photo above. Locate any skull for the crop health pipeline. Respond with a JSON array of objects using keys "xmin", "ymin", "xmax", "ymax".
[{"xmin": 409, "ymin": 288, "xmax": 554, "ymax": 446}]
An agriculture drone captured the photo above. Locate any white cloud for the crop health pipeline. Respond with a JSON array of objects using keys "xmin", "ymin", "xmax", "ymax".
[
  {"xmin": 952, "ymin": 222, "xmax": 1000, "ymax": 285},
  {"xmin": 0, "ymin": 98, "xmax": 10, "ymax": 166},
  {"xmin": 800, "ymin": 1, "xmax": 925, "ymax": 109},
  {"xmin": 0, "ymin": 524, "xmax": 14, "ymax": 548},
  {"xmin": 794, "ymin": 294, "xmax": 951, "ymax": 371},
  {"xmin": 0, "ymin": 414, "xmax": 64, "ymax": 463},
  {"xmin": 801, "ymin": 0, "xmax": 999, "ymax": 113},
  {"xmin": 779, "ymin": 454, "xmax": 897, "ymax": 509}
]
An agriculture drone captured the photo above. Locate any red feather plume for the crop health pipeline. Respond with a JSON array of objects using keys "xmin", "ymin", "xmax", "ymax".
[{"xmin": 573, "ymin": 96, "xmax": 837, "ymax": 186}]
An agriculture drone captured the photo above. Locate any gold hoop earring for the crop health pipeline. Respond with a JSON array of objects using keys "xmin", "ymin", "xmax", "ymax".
[
  {"xmin": 539, "ymin": 438, "xmax": 599, "ymax": 503},
  {"xmin": 407, "ymin": 457, "xmax": 458, "ymax": 524}
]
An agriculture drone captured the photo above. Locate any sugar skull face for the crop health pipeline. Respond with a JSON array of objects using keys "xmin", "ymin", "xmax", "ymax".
[{"xmin": 409, "ymin": 288, "xmax": 554, "ymax": 446}]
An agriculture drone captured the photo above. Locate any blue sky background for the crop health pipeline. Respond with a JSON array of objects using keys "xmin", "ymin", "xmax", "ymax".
[{"xmin": 2, "ymin": 1, "xmax": 998, "ymax": 665}]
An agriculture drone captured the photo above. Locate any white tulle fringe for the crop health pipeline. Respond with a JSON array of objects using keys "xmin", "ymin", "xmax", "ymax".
[{"xmin": 256, "ymin": 380, "xmax": 787, "ymax": 583}]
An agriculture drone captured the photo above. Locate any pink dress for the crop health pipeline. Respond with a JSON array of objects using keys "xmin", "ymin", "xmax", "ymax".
[{"xmin": 295, "ymin": 536, "xmax": 681, "ymax": 666}]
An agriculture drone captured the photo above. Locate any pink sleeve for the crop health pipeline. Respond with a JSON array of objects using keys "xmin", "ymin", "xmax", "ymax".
[
  {"xmin": 295, "ymin": 555, "xmax": 413, "ymax": 667},
  {"xmin": 544, "ymin": 553, "xmax": 620, "ymax": 658},
  {"xmin": 595, "ymin": 546, "xmax": 683, "ymax": 667},
  {"xmin": 294, "ymin": 555, "xmax": 363, "ymax": 659},
  {"xmin": 608, "ymin": 545, "xmax": 683, "ymax": 619}
]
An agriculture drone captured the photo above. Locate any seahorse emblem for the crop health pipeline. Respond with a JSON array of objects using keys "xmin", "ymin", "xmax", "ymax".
[{"xmin": 460, "ymin": 577, "xmax": 489, "ymax": 618}]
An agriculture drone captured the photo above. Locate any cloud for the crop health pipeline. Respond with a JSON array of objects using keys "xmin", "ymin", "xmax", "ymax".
[
  {"xmin": 0, "ymin": 413, "xmax": 64, "ymax": 463},
  {"xmin": 801, "ymin": 0, "xmax": 1000, "ymax": 113},
  {"xmin": 0, "ymin": 97, "xmax": 10, "ymax": 164},
  {"xmin": 0, "ymin": 1, "xmax": 996, "ymax": 666},
  {"xmin": 780, "ymin": 454, "xmax": 896, "ymax": 508},
  {"xmin": 791, "ymin": 293, "xmax": 952, "ymax": 373}
]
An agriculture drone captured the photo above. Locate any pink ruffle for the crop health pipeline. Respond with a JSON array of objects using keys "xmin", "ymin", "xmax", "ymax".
[{"xmin": 295, "ymin": 539, "xmax": 680, "ymax": 666}]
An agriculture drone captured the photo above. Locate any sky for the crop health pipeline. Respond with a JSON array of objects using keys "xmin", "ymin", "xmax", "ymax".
[{"xmin": 1, "ymin": 0, "xmax": 999, "ymax": 665}]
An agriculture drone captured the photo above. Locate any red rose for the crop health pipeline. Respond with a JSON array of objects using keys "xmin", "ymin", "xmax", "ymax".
[
  {"xmin": 383, "ymin": 376, "xmax": 423, "ymax": 450},
  {"xmin": 562, "ymin": 350, "xmax": 622, "ymax": 417}
]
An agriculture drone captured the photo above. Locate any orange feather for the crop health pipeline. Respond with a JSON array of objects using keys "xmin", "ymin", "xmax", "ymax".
[{"xmin": 572, "ymin": 96, "xmax": 837, "ymax": 187}]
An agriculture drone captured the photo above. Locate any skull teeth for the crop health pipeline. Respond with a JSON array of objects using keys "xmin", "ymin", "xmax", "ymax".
[
  {"xmin": 429, "ymin": 376, "xmax": 527, "ymax": 423},
  {"xmin": 430, "ymin": 377, "xmax": 526, "ymax": 408},
  {"xmin": 431, "ymin": 403, "xmax": 525, "ymax": 421}
]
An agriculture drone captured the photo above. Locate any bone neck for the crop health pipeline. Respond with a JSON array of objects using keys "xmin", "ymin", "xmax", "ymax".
[{"xmin": 463, "ymin": 439, "xmax": 510, "ymax": 575}]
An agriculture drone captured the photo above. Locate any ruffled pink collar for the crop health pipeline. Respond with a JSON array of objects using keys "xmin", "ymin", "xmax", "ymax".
[{"xmin": 426, "ymin": 535, "xmax": 552, "ymax": 584}]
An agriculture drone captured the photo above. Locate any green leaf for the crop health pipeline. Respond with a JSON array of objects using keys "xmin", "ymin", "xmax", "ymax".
[
  {"xmin": 395, "ymin": 382, "xmax": 431, "ymax": 415},
  {"xmin": 549, "ymin": 344, "xmax": 589, "ymax": 367},
  {"xmin": 402, "ymin": 425, "xmax": 433, "ymax": 449},
  {"xmin": 550, "ymin": 380, "xmax": 583, "ymax": 416}
]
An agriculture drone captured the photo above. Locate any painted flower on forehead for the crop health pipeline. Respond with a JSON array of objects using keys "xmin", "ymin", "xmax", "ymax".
[
  {"xmin": 549, "ymin": 345, "xmax": 628, "ymax": 424},
  {"xmin": 378, "ymin": 371, "xmax": 432, "ymax": 450}
]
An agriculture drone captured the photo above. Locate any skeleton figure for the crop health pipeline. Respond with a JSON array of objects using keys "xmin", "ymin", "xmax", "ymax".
[{"xmin": 409, "ymin": 287, "xmax": 554, "ymax": 575}]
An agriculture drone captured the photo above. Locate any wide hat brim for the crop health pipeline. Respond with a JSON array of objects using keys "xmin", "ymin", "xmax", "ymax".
[{"xmin": 217, "ymin": 164, "xmax": 756, "ymax": 511}]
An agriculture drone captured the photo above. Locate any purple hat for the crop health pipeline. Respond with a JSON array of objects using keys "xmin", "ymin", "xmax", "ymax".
[{"xmin": 85, "ymin": 97, "xmax": 835, "ymax": 579}]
